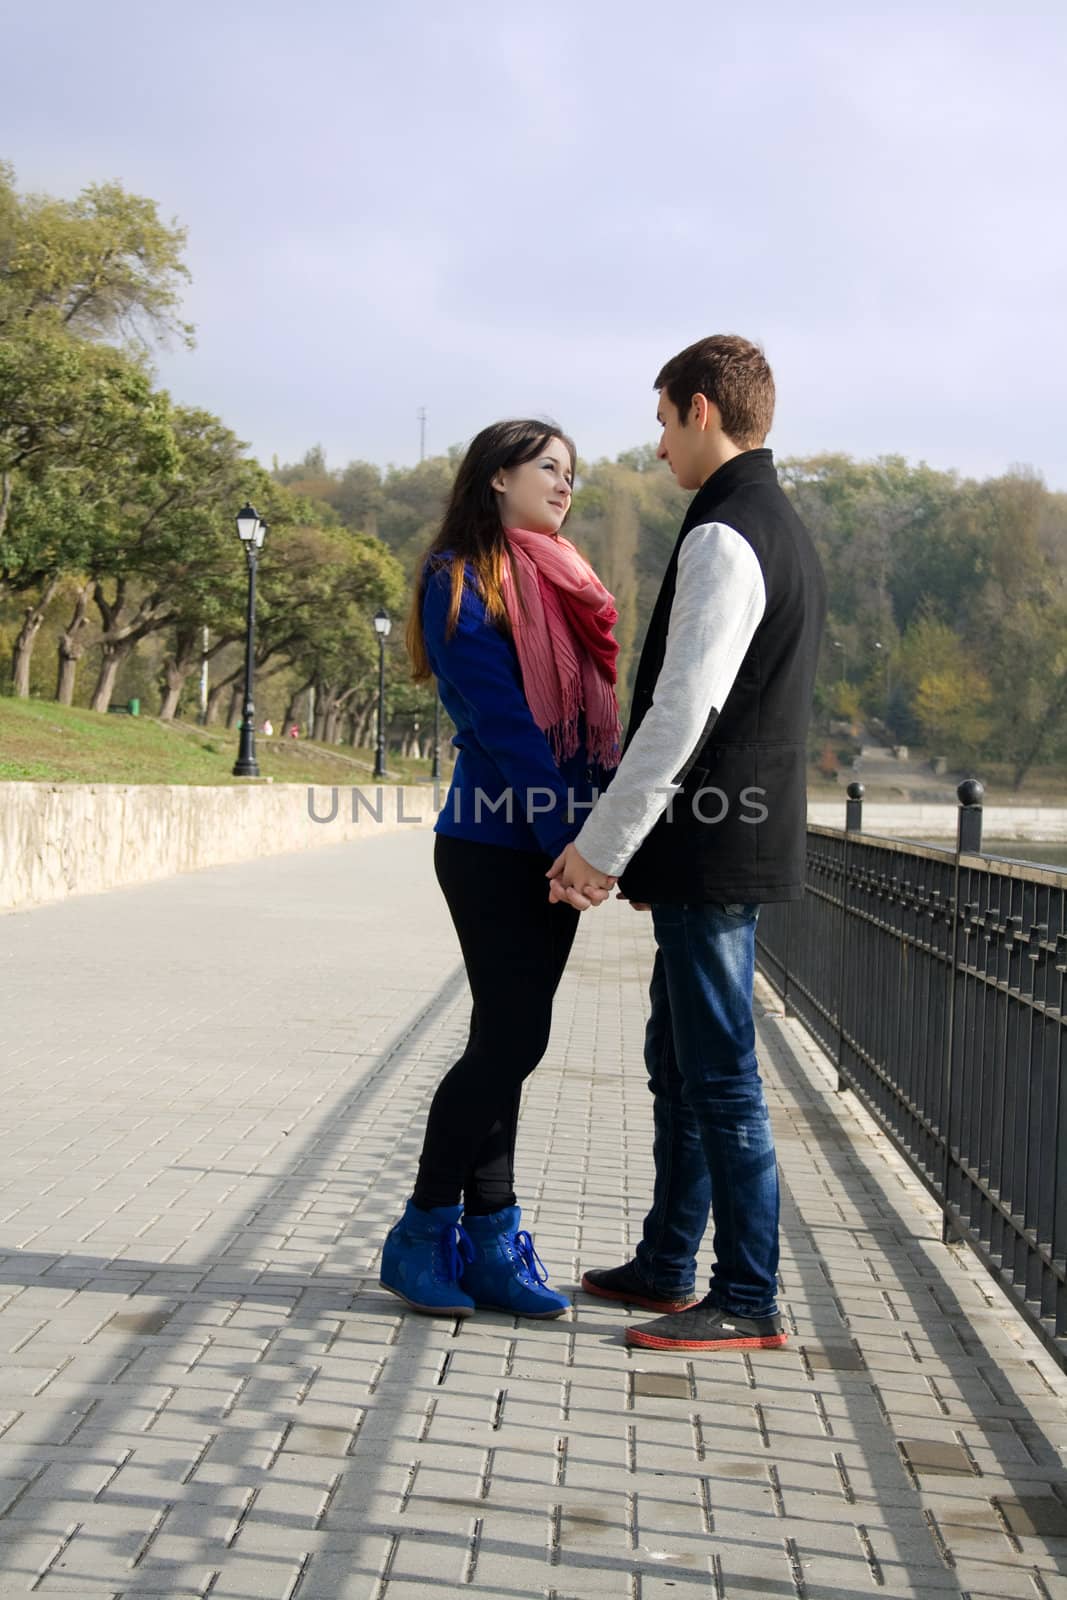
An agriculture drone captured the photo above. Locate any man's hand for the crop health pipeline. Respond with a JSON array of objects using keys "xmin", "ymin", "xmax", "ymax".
[
  {"xmin": 546, "ymin": 843, "xmax": 616, "ymax": 911},
  {"xmin": 617, "ymin": 893, "xmax": 651, "ymax": 911}
]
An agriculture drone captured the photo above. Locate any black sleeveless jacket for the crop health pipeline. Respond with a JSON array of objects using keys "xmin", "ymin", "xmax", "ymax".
[{"xmin": 618, "ymin": 450, "xmax": 826, "ymax": 905}]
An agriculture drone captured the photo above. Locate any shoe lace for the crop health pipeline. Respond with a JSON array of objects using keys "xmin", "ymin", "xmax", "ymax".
[
  {"xmin": 434, "ymin": 1220, "xmax": 474, "ymax": 1284},
  {"xmin": 512, "ymin": 1229, "xmax": 549, "ymax": 1285}
]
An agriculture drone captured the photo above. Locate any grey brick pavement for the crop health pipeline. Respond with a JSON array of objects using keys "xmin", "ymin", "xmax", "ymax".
[{"xmin": 1, "ymin": 830, "xmax": 1066, "ymax": 1598}]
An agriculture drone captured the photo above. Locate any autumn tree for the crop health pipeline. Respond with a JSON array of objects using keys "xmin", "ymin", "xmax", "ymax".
[{"xmin": 0, "ymin": 163, "xmax": 192, "ymax": 692}]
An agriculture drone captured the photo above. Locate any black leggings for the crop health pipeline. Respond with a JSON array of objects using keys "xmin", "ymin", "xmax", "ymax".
[{"xmin": 412, "ymin": 834, "xmax": 580, "ymax": 1214}]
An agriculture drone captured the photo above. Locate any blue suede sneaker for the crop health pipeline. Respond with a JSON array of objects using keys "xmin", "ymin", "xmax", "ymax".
[
  {"xmin": 379, "ymin": 1200, "xmax": 476, "ymax": 1316},
  {"xmin": 461, "ymin": 1206, "xmax": 569, "ymax": 1318}
]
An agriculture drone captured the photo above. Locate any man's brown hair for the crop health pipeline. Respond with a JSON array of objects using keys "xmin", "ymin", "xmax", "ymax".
[{"xmin": 655, "ymin": 335, "xmax": 775, "ymax": 449}]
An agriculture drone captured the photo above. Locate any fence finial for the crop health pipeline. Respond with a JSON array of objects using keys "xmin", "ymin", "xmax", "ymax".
[
  {"xmin": 957, "ymin": 778, "xmax": 984, "ymax": 854},
  {"xmin": 846, "ymin": 781, "xmax": 864, "ymax": 834}
]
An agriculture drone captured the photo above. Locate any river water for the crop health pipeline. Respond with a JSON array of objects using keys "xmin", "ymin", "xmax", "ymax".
[{"xmin": 919, "ymin": 839, "xmax": 1067, "ymax": 870}]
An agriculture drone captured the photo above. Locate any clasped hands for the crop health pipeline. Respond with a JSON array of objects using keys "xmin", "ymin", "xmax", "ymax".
[{"xmin": 546, "ymin": 843, "xmax": 651, "ymax": 913}]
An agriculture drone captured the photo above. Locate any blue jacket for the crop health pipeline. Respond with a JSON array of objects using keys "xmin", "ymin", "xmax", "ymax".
[{"xmin": 423, "ymin": 561, "xmax": 610, "ymax": 858}]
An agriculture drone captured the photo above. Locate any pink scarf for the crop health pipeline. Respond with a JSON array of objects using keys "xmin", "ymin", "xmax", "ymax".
[{"xmin": 501, "ymin": 527, "xmax": 621, "ymax": 770}]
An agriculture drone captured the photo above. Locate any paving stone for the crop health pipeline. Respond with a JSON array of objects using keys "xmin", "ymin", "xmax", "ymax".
[
  {"xmin": 29, "ymin": 1583, "xmax": 126, "ymax": 1598},
  {"xmin": 2, "ymin": 833, "xmax": 1067, "ymax": 1598},
  {"xmin": 279, "ymin": 1423, "xmax": 354, "ymax": 1458},
  {"xmin": 632, "ymin": 1372, "xmax": 691, "ymax": 1399},
  {"xmin": 802, "ymin": 1344, "xmax": 868, "ymax": 1371},
  {"xmin": 898, "ymin": 1438, "xmax": 977, "ymax": 1476},
  {"xmin": 997, "ymin": 1492, "xmax": 1067, "ymax": 1537},
  {"xmin": 108, "ymin": 1309, "xmax": 174, "ymax": 1336}
]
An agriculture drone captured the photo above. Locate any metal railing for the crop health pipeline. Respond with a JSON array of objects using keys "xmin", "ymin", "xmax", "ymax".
[{"xmin": 757, "ymin": 780, "xmax": 1067, "ymax": 1370}]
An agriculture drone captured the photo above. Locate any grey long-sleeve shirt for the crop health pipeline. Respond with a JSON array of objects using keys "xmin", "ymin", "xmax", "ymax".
[{"xmin": 573, "ymin": 521, "xmax": 766, "ymax": 878}]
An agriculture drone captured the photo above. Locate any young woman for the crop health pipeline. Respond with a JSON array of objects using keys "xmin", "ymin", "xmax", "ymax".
[{"xmin": 379, "ymin": 420, "xmax": 621, "ymax": 1319}]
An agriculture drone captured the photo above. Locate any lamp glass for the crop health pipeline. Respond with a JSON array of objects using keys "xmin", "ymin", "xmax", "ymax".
[
  {"xmin": 236, "ymin": 503, "xmax": 260, "ymax": 543},
  {"xmin": 374, "ymin": 609, "xmax": 392, "ymax": 637}
]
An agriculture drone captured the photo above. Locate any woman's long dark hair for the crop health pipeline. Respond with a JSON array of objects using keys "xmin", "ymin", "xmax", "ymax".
[{"xmin": 406, "ymin": 419, "xmax": 577, "ymax": 684}]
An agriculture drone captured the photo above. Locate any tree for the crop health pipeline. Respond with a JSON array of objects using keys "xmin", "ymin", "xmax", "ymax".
[
  {"xmin": 568, "ymin": 466, "xmax": 642, "ymax": 697},
  {"xmin": 264, "ymin": 525, "xmax": 408, "ymax": 744},
  {"xmin": 373, "ymin": 457, "xmax": 454, "ymax": 573},
  {"xmin": 0, "ymin": 323, "xmax": 173, "ymax": 546},
  {"xmin": 4, "ymin": 474, "xmax": 85, "ymax": 694},
  {"xmin": 569, "ymin": 456, "xmax": 687, "ymax": 705},
  {"xmin": 780, "ymin": 454, "xmax": 961, "ymax": 637},
  {"xmin": 896, "ymin": 615, "xmax": 992, "ymax": 762},
  {"xmin": 81, "ymin": 405, "xmax": 263, "ymax": 712},
  {"xmin": 55, "ymin": 576, "xmax": 95, "ymax": 705},
  {"xmin": 0, "ymin": 163, "xmax": 191, "ymax": 692},
  {"xmin": 0, "ymin": 163, "xmax": 192, "ymax": 540},
  {"xmin": 0, "ymin": 359, "xmax": 177, "ymax": 692},
  {"xmin": 272, "ymin": 451, "xmax": 386, "ymax": 539},
  {"xmin": 0, "ymin": 165, "xmax": 192, "ymax": 351},
  {"xmin": 332, "ymin": 460, "xmax": 384, "ymax": 536},
  {"xmin": 978, "ymin": 473, "xmax": 1067, "ymax": 787}
]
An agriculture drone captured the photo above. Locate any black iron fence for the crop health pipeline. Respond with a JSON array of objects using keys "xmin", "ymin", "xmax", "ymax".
[{"xmin": 757, "ymin": 781, "xmax": 1067, "ymax": 1370}]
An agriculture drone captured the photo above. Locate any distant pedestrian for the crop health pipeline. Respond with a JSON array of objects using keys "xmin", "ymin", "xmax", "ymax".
[
  {"xmin": 288, "ymin": 724, "xmax": 300, "ymax": 738},
  {"xmin": 262, "ymin": 718, "xmax": 274, "ymax": 736}
]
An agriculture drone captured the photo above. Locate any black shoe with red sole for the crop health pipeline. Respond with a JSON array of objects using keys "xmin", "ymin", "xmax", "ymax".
[
  {"xmin": 581, "ymin": 1261, "xmax": 699, "ymax": 1315},
  {"xmin": 626, "ymin": 1296, "xmax": 787, "ymax": 1351}
]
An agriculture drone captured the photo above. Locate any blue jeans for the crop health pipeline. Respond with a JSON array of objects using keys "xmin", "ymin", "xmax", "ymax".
[{"xmin": 633, "ymin": 901, "xmax": 780, "ymax": 1318}]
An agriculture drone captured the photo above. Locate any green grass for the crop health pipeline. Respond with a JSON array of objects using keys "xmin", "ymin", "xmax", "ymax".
[
  {"xmin": 0, "ymin": 696, "xmax": 447, "ymax": 786},
  {"xmin": 807, "ymin": 761, "xmax": 1067, "ymax": 806},
  {"xmin": 4, "ymin": 695, "xmax": 1066, "ymax": 802},
  {"xmin": 966, "ymin": 762, "xmax": 1067, "ymax": 805}
]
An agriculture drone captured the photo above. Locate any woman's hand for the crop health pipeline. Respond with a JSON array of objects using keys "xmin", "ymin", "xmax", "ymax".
[
  {"xmin": 546, "ymin": 844, "xmax": 616, "ymax": 911},
  {"xmin": 547, "ymin": 876, "xmax": 613, "ymax": 910}
]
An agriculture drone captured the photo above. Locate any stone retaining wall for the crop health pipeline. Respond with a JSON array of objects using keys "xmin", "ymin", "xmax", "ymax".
[
  {"xmin": 0, "ymin": 782, "xmax": 440, "ymax": 913},
  {"xmin": 808, "ymin": 801, "xmax": 1067, "ymax": 841},
  {"xmin": 4, "ymin": 784, "xmax": 1066, "ymax": 914}
]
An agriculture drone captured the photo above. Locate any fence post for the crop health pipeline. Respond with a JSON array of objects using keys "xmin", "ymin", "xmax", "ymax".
[
  {"xmin": 845, "ymin": 780, "xmax": 865, "ymax": 835},
  {"xmin": 782, "ymin": 899, "xmax": 793, "ymax": 1017},
  {"xmin": 835, "ymin": 782, "xmax": 864, "ymax": 1091},
  {"xmin": 957, "ymin": 777, "xmax": 984, "ymax": 854},
  {"xmin": 941, "ymin": 777, "xmax": 984, "ymax": 1244}
]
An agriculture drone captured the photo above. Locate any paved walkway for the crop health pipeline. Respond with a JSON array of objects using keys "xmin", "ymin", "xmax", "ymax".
[{"xmin": 1, "ymin": 830, "xmax": 1066, "ymax": 1599}]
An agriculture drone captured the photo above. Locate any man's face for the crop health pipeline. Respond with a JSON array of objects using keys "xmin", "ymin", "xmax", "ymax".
[{"xmin": 655, "ymin": 391, "xmax": 703, "ymax": 490}]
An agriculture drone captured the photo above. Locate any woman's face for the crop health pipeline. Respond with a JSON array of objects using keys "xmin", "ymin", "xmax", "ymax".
[{"xmin": 492, "ymin": 438, "xmax": 574, "ymax": 535}]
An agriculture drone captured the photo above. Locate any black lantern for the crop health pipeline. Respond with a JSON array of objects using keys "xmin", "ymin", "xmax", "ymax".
[
  {"xmin": 373, "ymin": 609, "xmax": 391, "ymax": 780},
  {"xmin": 233, "ymin": 502, "xmax": 267, "ymax": 777}
]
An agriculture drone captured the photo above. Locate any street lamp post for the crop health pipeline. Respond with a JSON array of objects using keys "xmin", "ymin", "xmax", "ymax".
[
  {"xmin": 431, "ymin": 691, "xmax": 441, "ymax": 782},
  {"xmin": 832, "ymin": 639, "xmax": 846, "ymax": 683},
  {"xmin": 373, "ymin": 609, "xmax": 391, "ymax": 780},
  {"xmin": 233, "ymin": 502, "xmax": 267, "ymax": 778}
]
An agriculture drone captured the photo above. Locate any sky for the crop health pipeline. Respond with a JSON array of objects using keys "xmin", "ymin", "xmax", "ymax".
[{"xmin": 5, "ymin": 1, "xmax": 1067, "ymax": 486}]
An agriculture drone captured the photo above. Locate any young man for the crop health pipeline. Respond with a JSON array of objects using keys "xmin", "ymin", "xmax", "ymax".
[{"xmin": 548, "ymin": 335, "xmax": 826, "ymax": 1352}]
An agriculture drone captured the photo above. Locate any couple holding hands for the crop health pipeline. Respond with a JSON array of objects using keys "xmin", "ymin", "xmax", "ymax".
[{"xmin": 379, "ymin": 334, "xmax": 826, "ymax": 1353}]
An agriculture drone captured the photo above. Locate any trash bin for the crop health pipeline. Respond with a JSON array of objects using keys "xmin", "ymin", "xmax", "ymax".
[{"xmin": 128, "ymin": 698, "xmax": 140, "ymax": 716}]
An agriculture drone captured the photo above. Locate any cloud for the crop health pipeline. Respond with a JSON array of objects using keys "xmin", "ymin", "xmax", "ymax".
[{"xmin": 3, "ymin": 2, "xmax": 1066, "ymax": 483}]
